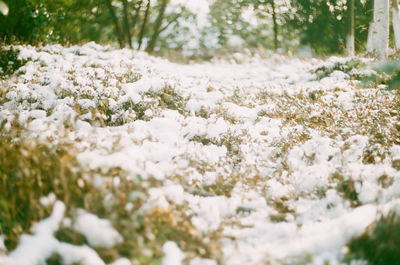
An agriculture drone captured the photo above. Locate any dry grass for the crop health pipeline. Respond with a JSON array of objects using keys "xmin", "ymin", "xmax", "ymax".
[
  {"xmin": 0, "ymin": 120, "xmax": 223, "ymax": 264},
  {"xmin": 0, "ymin": 121, "xmax": 85, "ymax": 249}
]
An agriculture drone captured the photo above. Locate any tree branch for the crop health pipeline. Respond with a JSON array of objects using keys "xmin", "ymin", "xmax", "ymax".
[{"xmin": 158, "ymin": 13, "xmax": 180, "ymax": 34}]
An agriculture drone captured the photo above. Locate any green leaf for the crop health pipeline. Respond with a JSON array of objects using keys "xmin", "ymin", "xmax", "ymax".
[{"xmin": 0, "ymin": 1, "xmax": 8, "ymax": 16}]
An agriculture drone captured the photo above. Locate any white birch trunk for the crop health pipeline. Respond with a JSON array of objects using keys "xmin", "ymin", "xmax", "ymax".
[
  {"xmin": 367, "ymin": 22, "xmax": 374, "ymax": 52},
  {"xmin": 346, "ymin": 35, "xmax": 355, "ymax": 56},
  {"xmin": 392, "ymin": 0, "xmax": 400, "ymax": 50},
  {"xmin": 367, "ymin": 0, "xmax": 375, "ymax": 52},
  {"xmin": 346, "ymin": 0, "xmax": 355, "ymax": 56},
  {"xmin": 368, "ymin": 0, "xmax": 390, "ymax": 59}
]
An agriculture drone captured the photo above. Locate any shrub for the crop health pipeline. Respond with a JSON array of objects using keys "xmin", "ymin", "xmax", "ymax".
[
  {"xmin": 0, "ymin": 121, "xmax": 85, "ymax": 249},
  {"xmin": 0, "ymin": 121, "xmax": 223, "ymax": 263},
  {"xmin": 344, "ymin": 211, "xmax": 400, "ymax": 265},
  {"xmin": 0, "ymin": 0, "xmax": 52, "ymax": 44},
  {"xmin": 0, "ymin": 47, "xmax": 25, "ymax": 77},
  {"xmin": 375, "ymin": 60, "xmax": 400, "ymax": 90},
  {"xmin": 312, "ymin": 58, "xmax": 361, "ymax": 80}
]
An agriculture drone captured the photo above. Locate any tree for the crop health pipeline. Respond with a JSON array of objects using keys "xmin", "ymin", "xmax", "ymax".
[
  {"xmin": 146, "ymin": 0, "xmax": 168, "ymax": 53},
  {"xmin": 99, "ymin": 0, "xmax": 179, "ymax": 51},
  {"xmin": 138, "ymin": 0, "xmax": 151, "ymax": 49},
  {"xmin": 347, "ymin": 0, "xmax": 355, "ymax": 55},
  {"xmin": 367, "ymin": 0, "xmax": 390, "ymax": 59},
  {"xmin": 131, "ymin": 0, "xmax": 143, "ymax": 36},
  {"xmin": 121, "ymin": 0, "xmax": 133, "ymax": 48},
  {"xmin": 270, "ymin": 0, "xmax": 279, "ymax": 51},
  {"xmin": 392, "ymin": 0, "xmax": 400, "ymax": 50},
  {"xmin": 104, "ymin": 0, "xmax": 125, "ymax": 48},
  {"xmin": 290, "ymin": 0, "xmax": 347, "ymax": 54}
]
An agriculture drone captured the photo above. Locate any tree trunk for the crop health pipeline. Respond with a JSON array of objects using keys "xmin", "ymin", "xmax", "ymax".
[
  {"xmin": 146, "ymin": 0, "xmax": 168, "ymax": 53},
  {"xmin": 368, "ymin": 0, "xmax": 389, "ymax": 59},
  {"xmin": 367, "ymin": 8, "xmax": 374, "ymax": 52},
  {"xmin": 121, "ymin": 0, "xmax": 133, "ymax": 48},
  {"xmin": 271, "ymin": 0, "xmax": 278, "ymax": 51},
  {"xmin": 105, "ymin": 0, "xmax": 125, "ymax": 48},
  {"xmin": 131, "ymin": 0, "xmax": 143, "ymax": 35},
  {"xmin": 138, "ymin": 0, "xmax": 151, "ymax": 49},
  {"xmin": 392, "ymin": 0, "xmax": 400, "ymax": 50},
  {"xmin": 346, "ymin": 0, "xmax": 355, "ymax": 56}
]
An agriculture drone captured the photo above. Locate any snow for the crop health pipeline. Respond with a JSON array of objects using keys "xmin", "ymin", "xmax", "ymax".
[
  {"xmin": 39, "ymin": 193, "xmax": 57, "ymax": 207},
  {"xmin": 108, "ymin": 258, "xmax": 132, "ymax": 265},
  {"xmin": 162, "ymin": 241, "xmax": 185, "ymax": 265},
  {"xmin": 189, "ymin": 258, "xmax": 217, "ymax": 265},
  {"xmin": 1, "ymin": 44, "xmax": 400, "ymax": 265},
  {"xmin": 9, "ymin": 201, "xmax": 126, "ymax": 265},
  {"xmin": 73, "ymin": 209, "xmax": 123, "ymax": 249},
  {"xmin": 10, "ymin": 202, "xmax": 65, "ymax": 265},
  {"xmin": 56, "ymin": 243, "xmax": 106, "ymax": 265}
]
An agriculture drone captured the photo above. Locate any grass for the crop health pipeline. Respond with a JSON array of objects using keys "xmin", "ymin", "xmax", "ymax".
[{"xmin": 344, "ymin": 211, "xmax": 400, "ymax": 265}]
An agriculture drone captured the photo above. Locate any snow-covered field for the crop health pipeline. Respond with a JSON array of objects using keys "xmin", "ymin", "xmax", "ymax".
[{"xmin": 1, "ymin": 42, "xmax": 400, "ymax": 265}]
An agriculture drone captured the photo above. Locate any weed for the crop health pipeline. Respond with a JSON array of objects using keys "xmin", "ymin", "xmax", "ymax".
[
  {"xmin": 312, "ymin": 58, "xmax": 360, "ymax": 80},
  {"xmin": 145, "ymin": 85, "xmax": 187, "ymax": 115},
  {"xmin": 330, "ymin": 173, "xmax": 360, "ymax": 207},
  {"xmin": 0, "ymin": 123, "xmax": 85, "ymax": 249},
  {"xmin": 189, "ymin": 135, "xmax": 214, "ymax": 146},
  {"xmin": 269, "ymin": 197, "xmax": 294, "ymax": 223},
  {"xmin": 344, "ymin": 211, "xmax": 400, "ymax": 265},
  {"xmin": 0, "ymin": 119, "xmax": 223, "ymax": 263},
  {"xmin": 45, "ymin": 253, "xmax": 65, "ymax": 265},
  {"xmin": 55, "ymin": 227, "xmax": 88, "ymax": 246},
  {"xmin": 393, "ymin": 159, "xmax": 400, "ymax": 171},
  {"xmin": 200, "ymin": 176, "xmax": 239, "ymax": 197},
  {"xmin": 189, "ymin": 132, "xmax": 244, "ymax": 164},
  {"xmin": 377, "ymin": 174, "xmax": 394, "ymax": 188},
  {"xmin": 0, "ymin": 47, "xmax": 26, "ymax": 77},
  {"xmin": 196, "ymin": 107, "xmax": 211, "ymax": 119},
  {"xmin": 374, "ymin": 60, "xmax": 400, "ymax": 90}
]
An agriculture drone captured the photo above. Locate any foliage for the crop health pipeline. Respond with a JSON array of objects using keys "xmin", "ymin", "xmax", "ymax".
[
  {"xmin": 0, "ymin": 0, "xmax": 376, "ymax": 56},
  {"xmin": 0, "ymin": 0, "xmax": 53, "ymax": 44},
  {"xmin": 360, "ymin": 60, "xmax": 400, "ymax": 90},
  {"xmin": 208, "ymin": 0, "xmax": 296, "ymax": 51},
  {"xmin": 344, "ymin": 211, "xmax": 400, "ymax": 265},
  {"xmin": 0, "ymin": 47, "xmax": 26, "ymax": 77},
  {"xmin": 289, "ymin": 0, "xmax": 372, "ymax": 54},
  {"xmin": 312, "ymin": 58, "xmax": 361, "ymax": 80},
  {"xmin": 375, "ymin": 60, "xmax": 400, "ymax": 90}
]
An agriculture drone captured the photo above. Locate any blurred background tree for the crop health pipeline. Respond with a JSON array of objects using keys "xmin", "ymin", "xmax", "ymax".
[
  {"xmin": 288, "ymin": 0, "xmax": 372, "ymax": 54},
  {"xmin": 0, "ymin": 0, "xmax": 392, "ymax": 58}
]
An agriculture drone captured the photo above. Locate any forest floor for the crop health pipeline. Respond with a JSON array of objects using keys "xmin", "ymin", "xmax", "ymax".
[{"xmin": 1, "ymin": 43, "xmax": 400, "ymax": 265}]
